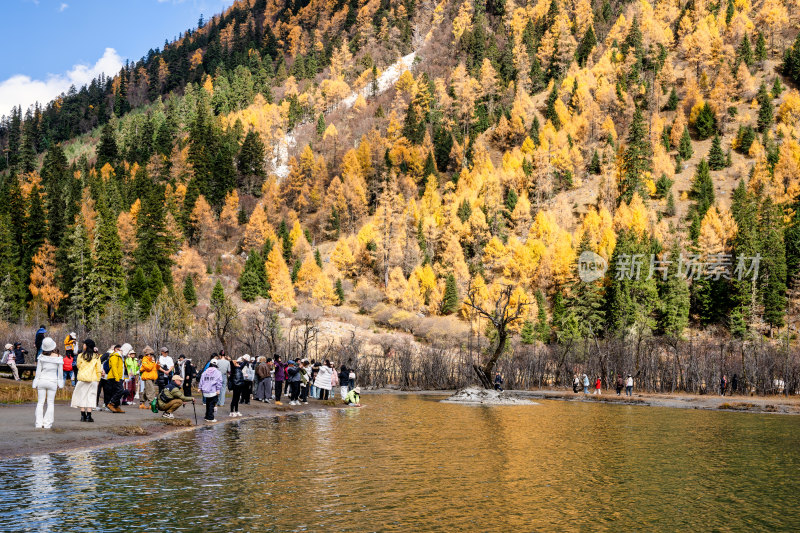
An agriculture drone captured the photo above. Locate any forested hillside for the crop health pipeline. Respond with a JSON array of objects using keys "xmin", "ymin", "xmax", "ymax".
[{"xmin": 1, "ymin": 0, "xmax": 800, "ymax": 357}]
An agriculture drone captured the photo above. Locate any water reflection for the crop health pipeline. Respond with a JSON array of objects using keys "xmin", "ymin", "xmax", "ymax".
[{"xmin": 0, "ymin": 396, "xmax": 798, "ymax": 532}]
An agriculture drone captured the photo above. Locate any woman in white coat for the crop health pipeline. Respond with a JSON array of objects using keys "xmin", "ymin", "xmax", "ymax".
[
  {"xmin": 32, "ymin": 337, "xmax": 64, "ymax": 429},
  {"xmin": 313, "ymin": 359, "xmax": 333, "ymax": 400}
]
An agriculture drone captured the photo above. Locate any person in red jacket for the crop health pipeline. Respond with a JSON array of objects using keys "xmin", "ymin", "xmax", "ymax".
[
  {"xmin": 594, "ymin": 376, "xmax": 602, "ymax": 395},
  {"xmin": 63, "ymin": 352, "xmax": 75, "ymax": 386}
]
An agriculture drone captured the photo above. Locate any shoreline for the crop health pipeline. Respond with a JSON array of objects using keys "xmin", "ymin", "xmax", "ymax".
[
  {"xmin": 0, "ymin": 395, "xmax": 349, "ymax": 461},
  {"xmin": 2, "ymin": 387, "xmax": 798, "ymax": 461},
  {"xmin": 369, "ymin": 387, "xmax": 800, "ymax": 415}
]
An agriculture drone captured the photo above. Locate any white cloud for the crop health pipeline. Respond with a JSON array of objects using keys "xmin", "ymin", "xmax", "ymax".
[
  {"xmin": 0, "ymin": 47, "xmax": 123, "ymax": 118},
  {"xmin": 59, "ymin": 3, "xmax": 68, "ymax": 12}
]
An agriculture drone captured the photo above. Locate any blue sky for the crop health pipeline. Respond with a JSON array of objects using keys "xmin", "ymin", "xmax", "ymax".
[{"xmin": 0, "ymin": 0, "xmax": 233, "ymax": 117}]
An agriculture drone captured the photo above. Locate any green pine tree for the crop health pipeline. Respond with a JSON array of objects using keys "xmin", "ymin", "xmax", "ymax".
[
  {"xmin": 678, "ymin": 125, "xmax": 693, "ymax": 160},
  {"xmin": 657, "ymin": 242, "xmax": 690, "ymax": 337},
  {"xmin": 619, "ymin": 107, "xmax": 652, "ymax": 203},
  {"xmin": 739, "ymin": 34, "xmax": 754, "ymax": 67},
  {"xmin": 757, "ymin": 82, "xmax": 774, "ymax": 132},
  {"xmin": 588, "ymin": 150, "xmax": 601, "ymax": 174},
  {"xmin": 663, "ymin": 87, "xmax": 679, "ymax": 111},
  {"xmin": 545, "ymin": 84, "xmax": 562, "ymax": 130},
  {"xmin": 441, "ymin": 274, "xmax": 459, "ymax": 314},
  {"xmin": 335, "ymin": 278, "xmax": 345, "ymax": 305},
  {"xmin": 520, "ymin": 320, "xmax": 536, "ymax": 344},
  {"xmin": 759, "ymin": 197, "xmax": 787, "ymax": 329},
  {"xmin": 183, "ymin": 275, "xmax": 197, "ymax": 307},
  {"xmin": 534, "ymin": 290, "xmax": 550, "ymax": 342},
  {"xmin": 707, "ymin": 134, "xmax": 726, "ymax": 170}
]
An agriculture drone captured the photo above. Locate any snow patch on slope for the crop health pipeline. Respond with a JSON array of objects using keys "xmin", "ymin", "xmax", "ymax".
[{"xmin": 271, "ymin": 51, "xmax": 417, "ymax": 179}]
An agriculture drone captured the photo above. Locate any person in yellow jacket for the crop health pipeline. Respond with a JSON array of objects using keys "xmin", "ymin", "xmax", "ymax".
[
  {"xmin": 104, "ymin": 344, "xmax": 126, "ymax": 413},
  {"xmin": 70, "ymin": 339, "xmax": 101, "ymax": 422},
  {"xmin": 64, "ymin": 332, "xmax": 76, "ymax": 356},
  {"xmin": 139, "ymin": 346, "xmax": 158, "ymax": 409}
]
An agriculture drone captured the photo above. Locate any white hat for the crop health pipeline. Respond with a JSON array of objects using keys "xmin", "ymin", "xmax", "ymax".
[
  {"xmin": 5, "ymin": 343, "xmax": 12, "ymax": 350},
  {"xmin": 42, "ymin": 337, "xmax": 57, "ymax": 352},
  {"xmin": 243, "ymin": 354, "xmax": 251, "ymax": 361},
  {"xmin": 354, "ymin": 387, "xmax": 361, "ymax": 394},
  {"xmin": 120, "ymin": 343, "xmax": 133, "ymax": 357},
  {"xmin": 69, "ymin": 332, "xmax": 76, "ymax": 338}
]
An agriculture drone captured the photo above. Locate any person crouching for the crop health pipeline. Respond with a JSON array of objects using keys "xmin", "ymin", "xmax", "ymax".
[{"xmin": 156, "ymin": 375, "xmax": 195, "ymax": 419}]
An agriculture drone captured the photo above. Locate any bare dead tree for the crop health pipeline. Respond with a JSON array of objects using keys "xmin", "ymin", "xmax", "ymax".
[
  {"xmin": 205, "ymin": 285, "xmax": 240, "ymax": 354},
  {"xmin": 463, "ymin": 281, "xmax": 532, "ymax": 388}
]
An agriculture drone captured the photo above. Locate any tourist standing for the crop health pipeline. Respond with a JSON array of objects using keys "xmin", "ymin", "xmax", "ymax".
[
  {"xmin": 594, "ymin": 376, "xmax": 602, "ymax": 395},
  {"xmin": 123, "ymin": 346, "xmax": 138, "ymax": 403},
  {"xmin": 34, "ymin": 325, "xmax": 47, "ymax": 358},
  {"xmin": 254, "ymin": 357, "xmax": 273, "ymax": 402},
  {"xmin": 287, "ymin": 360, "xmax": 302, "ymax": 405},
  {"xmin": 3, "ymin": 343, "xmax": 20, "ymax": 380},
  {"xmin": 157, "ymin": 347, "xmax": 174, "ymax": 392},
  {"xmin": 215, "ymin": 354, "xmax": 231, "ymax": 406},
  {"xmin": 104, "ymin": 345, "xmax": 126, "ymax": 413},
  {"xmin": 139, "ymin": 346, "xmax": 158, "ymax": 409},
  {"xmin": 720, "ymin": 375, "xmax": 728, "ymax": 396},
  {"xmin": 615, "ymin": 375, "xmax": 624, "ymax": 396},
  {"xmin": 273, "ymin": 355, "xmax": 286, "ymax": 405},
  {"xmin": 573, "ymin": 375, "xmax": 580, "ymax": 393},
  {"xmin": 338, "ymin": 364, "xmax": 350, "ymax": 400},
  {"xmin": 71, "ymin": 339, "xmax": 101, "ymax": 422},
  {"xmin": 64, "ymin": 332, "xmax": 76, "ymax": 358},
  {"xmin": 63, "ymin": 351, "xmax": 75, "ymax": 386},
  {"xmin": 176, "ymin": 355, "xmax": 196, "ymax": 396},
  {"xmin": 32, "ymin": 337, "xmax": 64, "ymax": 429},
  {"xmin": 625, "ymin": 374, "xmax": 633, "ymax": 396},
  {"xmin": 156, "ymin": 375, "xmax": 195, "ymax": 419},
  {"xmin": 494, "ymin": 372, "xmax": 504, "ymax": 391},
  {"xmin": 582, "ymin": 374, "xmax": 589, "ymax": 394},
  {"xmin": 314, "ymin": 360, "xmax": 333, "ymax": 400},
  {"xmin": 199, "ymin": 360, "xmax": 223, "ymax": 422},
  {"xmin": 299, "ymin": 360, "xmax": 311, "ymax": 404},
  {"xmin": 241, "ymin": 355, "xmax": 255, "ymax": 404},
  {"xmin": 229, "ymin": 357, "xmax": 245, "ymax": 417}
]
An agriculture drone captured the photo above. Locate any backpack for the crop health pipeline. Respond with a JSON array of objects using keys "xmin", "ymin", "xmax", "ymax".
[{"xmin": 101, "ymin": 353, "xmax": 111, "ymax": 374}]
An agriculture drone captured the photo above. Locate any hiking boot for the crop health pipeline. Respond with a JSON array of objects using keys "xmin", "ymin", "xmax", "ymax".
[
  {"xmin": 275, "ymin": 401, "xmax": 282, "ymax": 405},
  {"xmin": 162, "ymin": 413, "xmax": 174, "ymax": 419},
  {"xmin": 80, "ymin": 412, "xmax": 87, "ymax": 422},
  {"xmin": 138, "ymin": 403, "xmax": 147, "ymax": 409},
  {"xmin": 86, "ymin": 413, "xmax": 94, "ymax": 422}
]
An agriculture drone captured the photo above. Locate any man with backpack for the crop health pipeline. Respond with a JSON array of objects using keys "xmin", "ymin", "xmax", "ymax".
[
  {"xmin": 34, "ymin": 325, "xmax": 47, "ymax": 358},
  {"xmin": 156, "ymin": 375, "xmax": 195, "ymax": 419}
]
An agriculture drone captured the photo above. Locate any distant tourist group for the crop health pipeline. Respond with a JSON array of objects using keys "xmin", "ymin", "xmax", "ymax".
[
  {"xmin": 573, "ymin": 374, "xmax": 634, "ymax": 396},
  {"xmin": 4, "ymin": 325, "xmax": 361, "ymax": 430}
]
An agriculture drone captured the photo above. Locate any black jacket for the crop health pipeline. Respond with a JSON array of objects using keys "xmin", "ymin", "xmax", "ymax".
[
  {"xmin": 14, "ymin": 347, "xmax": 26, "ymax": 365},
  {"xmin": 229, "ymin": 363, "xmax": 245, "ymax": 387}
]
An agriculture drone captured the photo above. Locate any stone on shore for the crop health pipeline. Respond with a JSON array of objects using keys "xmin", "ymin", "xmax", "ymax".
[{"xmin": 442, "ymin": 387, "xmax": 535, "ymax": 405}]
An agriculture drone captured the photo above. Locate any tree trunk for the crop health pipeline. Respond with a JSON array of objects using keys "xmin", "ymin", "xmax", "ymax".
[{"xmin": 475, "ymin": 330, "xmax": 506, "ymax": 389}]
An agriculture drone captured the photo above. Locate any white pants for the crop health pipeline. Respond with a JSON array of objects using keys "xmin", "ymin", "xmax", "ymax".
[
  {"xmin": 8, "ymin": 361, "xmax": 19, "ymax": 380},
  {"xmin": 593, "ymin": 389, "xmax": 601, "ymax": 395},
  {"xmin": 340, "ymin": 386, "xmax": 348, "ymax": 400},
  {"xmin": 35, "ymin": 381, "xmax": 58, "ymax": 429}
]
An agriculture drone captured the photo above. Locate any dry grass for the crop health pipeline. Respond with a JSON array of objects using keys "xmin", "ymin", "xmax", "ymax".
[
  {"xmin": 158, "ymin": 417, "xmax": 193, "ymax": 427},
  {"xmin": 0, "ymin": 380, "xmax": 73, "ymax": 404},
  {"xmin": 718, "ymin": 402, "xmax": 759, "ymax": 411},
  {"xmin": 112, "ymin": 425, "xmax": 150, "ymax": 436}
]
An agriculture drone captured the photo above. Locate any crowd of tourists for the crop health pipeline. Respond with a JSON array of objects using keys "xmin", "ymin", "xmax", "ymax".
[{"xmin": 4, "ymin": 326, "xmax": 361, "ymax": 430}]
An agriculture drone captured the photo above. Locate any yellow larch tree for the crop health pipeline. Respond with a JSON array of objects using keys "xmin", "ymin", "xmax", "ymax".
[
  {"xmin": 219, "ymin": 190, "xmax": 240, "ymax": 240},
  {"xmin": 265, "ymin": 245, "xmax": 297, "ymax": 308},
  {"xmin": 29, "ymin": 242, "xmax": 66, "ymax": 319}
]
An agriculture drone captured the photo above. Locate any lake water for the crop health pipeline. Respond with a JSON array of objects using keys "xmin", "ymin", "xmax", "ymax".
[{"xmin": 1, "ymin": 394, "xmax": 799, "ymax": 531}]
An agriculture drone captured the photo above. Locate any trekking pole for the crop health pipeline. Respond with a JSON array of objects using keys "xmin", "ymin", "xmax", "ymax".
[{"xmin": 192, "ymin": 400, "xmax": 198, "ymax": 425}]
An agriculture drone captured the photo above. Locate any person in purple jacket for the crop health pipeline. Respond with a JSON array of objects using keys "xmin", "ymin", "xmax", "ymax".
[
  {"xmin": 198, "ymin": 360, "xmax": 224, "ymax": 422},
  {"xmin": 273, "ymin": 355, "xmax": 286, "ymax": 405}
]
